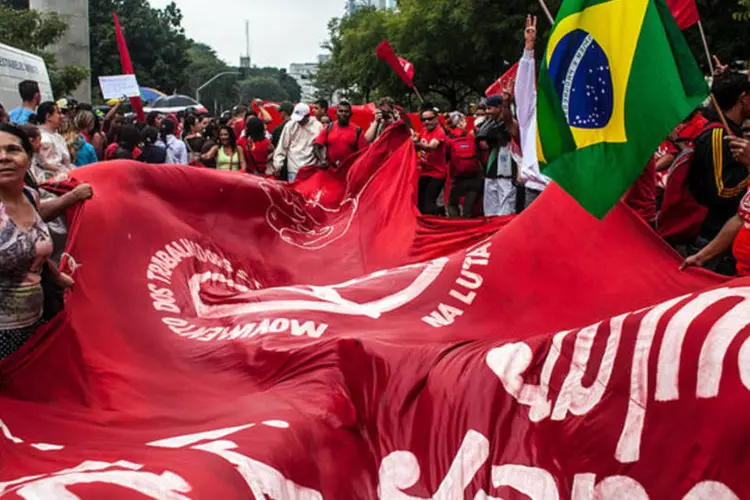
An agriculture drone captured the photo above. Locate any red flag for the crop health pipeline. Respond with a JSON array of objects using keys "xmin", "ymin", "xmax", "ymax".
[
  {"xmin": 376, "ymin": 40, "xmax": 415, "ymax": 89},
  {"xmin": 3, "ymin": 124, "xmax": 745, "ymax": 499},
  {"xmin": 113, "ymin": 12, "xmax": 145, "ymax": 122},
  {"xmin": 666, "ymin": 0, "xmax": 700, "ymax": 29},
  {"xmin": 398, "ymin": 57, "xmax": 415, "ymax": 81},
  {"xmin": 485, "ymin": 62, "xmax": 519, "ymax": 97}
]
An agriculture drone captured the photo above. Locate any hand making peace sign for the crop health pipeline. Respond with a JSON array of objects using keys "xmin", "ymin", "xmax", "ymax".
[{"xmin": 524, "ymin": 15, "xmax": 537, "ymax": 51}]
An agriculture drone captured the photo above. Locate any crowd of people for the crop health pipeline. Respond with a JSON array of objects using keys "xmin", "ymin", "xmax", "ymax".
[{"xmin": 1, "ymin": 15, "xmax": 750, "ymax": 361}]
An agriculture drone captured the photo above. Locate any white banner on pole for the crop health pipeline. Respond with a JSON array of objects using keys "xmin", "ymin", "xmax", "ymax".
[{"xmin": 98, "ymin": 74, "xmax": 140, "ymax": 100}]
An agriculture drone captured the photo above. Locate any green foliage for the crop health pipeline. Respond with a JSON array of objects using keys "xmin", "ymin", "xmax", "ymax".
[
  {"xmin": 177, "ymin": 49, "xmax": 303, "ymax": 113},
  {"xmin": 179, "ymin": 43, "xmax": 237, "ymax": 113},
  {"xmin": 237, "ymin": 76, "xmax": 290, "ymax": 102},
  {"xmin": 89, "ymin": 0, "xmax": 192, "ymax": 97},
  {"xmin": 316, "ymin": 1, "xmax": 534, "ymax": 109},
  {"xmin": 277, "ymin": 69, "xmax": 303, "ymax": 103},
  {"xmin": 0, "ymin": 5, "xmax": 89, "ymax": 97},
  {"xmin": 89, "ymin": 1, "xmax": 300, "ymax": 111},
  {"xmin": 314, "ymin": 9, "xmax": 396, "ymax": 104},
  {"xmin": 244, "ymin": 67, "xmax": 302, "ymax": 102},
  {"xmin": 687, "ymin": 0, "xmax": 748, "ymax": 72},
  {"xmin": 318, "ymin": 0, "xmax": 748, "ymax": 110},
  {"xmin": 50, "ymin": 65, "xmax": 91, "ymax": 97},
  {"xmin": 733, "ymin": 0, "xmax": 750, "ymax": 20}
]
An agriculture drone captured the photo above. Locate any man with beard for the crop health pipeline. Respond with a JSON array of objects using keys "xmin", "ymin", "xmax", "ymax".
[{"xmin": 313, "ymin": 100, "xmax": 366, "ymax": 168}]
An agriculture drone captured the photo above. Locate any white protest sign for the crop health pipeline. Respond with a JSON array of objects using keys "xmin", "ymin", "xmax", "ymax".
[{"xmin": 98, "ymin": 74, "xmax": 140, "ymax": 100}]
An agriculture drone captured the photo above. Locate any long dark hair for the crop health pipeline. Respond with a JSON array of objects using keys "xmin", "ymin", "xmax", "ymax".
[
  {"xmin": 159, "ymin": 118, "xmax": 176, "ymax": 143},
  {"xmin": 204, "ymin": 120, "xmax": 219, "ymax": 142},
  {"xmin": 118, "ymin": 124, "xmax": 140, "ymax": 152},
  {"xmin": 244, "ymin": 116, "xmax": 266, "ymax": 142},
  {"xmin": 218, "ymin": 124, "xmax": 237, "ymax": 151},
  {"xmin": 146, "ymin": 111, "xmax": 161, "ymax": 128},
  {"xmin": 0, "ymin": 123, "xmax": 33, "ymax": 157},
  {"xmin": 182, "ymin": 115, "xmax": 198, "ymax": 139},
  {"xmin": 141, "ymin": 126, "xmax": 160, "ymax": 146}
]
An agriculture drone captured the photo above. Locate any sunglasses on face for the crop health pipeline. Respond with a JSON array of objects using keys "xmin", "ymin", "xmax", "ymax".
[{"xmin": 421, "ymin": 116, "xmax": 436, "ymax": 123}]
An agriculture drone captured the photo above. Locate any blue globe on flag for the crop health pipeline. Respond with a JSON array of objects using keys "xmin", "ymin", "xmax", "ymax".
[{"xmin": 548, "ymin": 29, "xmax": 614, "ymax": 130}]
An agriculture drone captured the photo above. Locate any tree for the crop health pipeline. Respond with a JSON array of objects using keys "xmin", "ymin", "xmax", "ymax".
[
  {"xmin": 237, "ymin": 76, "xmax": 290, "ymax": 102},
  {"xmin": 383, "ymin": 0, "xmax": 529, "ymax": 109},
  {"xmin": 0, "ymin": 5, "xmax": 89, "ymax": 97},
  {"xmin": 314, "ymin": 8, "xmax": 396, "ymax": 104},
  {"xmin": 89, "ymin": 0, "xmax": 192, "ymax": 98},
  {"xmin": 179, "ymin": 43, "xmax": 238, "ymax": 114},
  {"xmin": 319, "ymin": 0, "xmax": 748, "ymax": 110},
  {"xmin": 277, "ymin": 69, "xmax": 302, "ymax": 103},
  {"xmin": 688, "ymin": 0, "xmax": 748, "ymax": 71}
]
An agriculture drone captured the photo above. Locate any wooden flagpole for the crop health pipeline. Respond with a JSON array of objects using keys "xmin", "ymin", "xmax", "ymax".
[
  {"xmin": 537, "ymin": 0, "xmax": 555, "ymax": 24},
  {"xmin": 697, "ymin": 21, "xmax": 715, "ymax": 75},
  {"xmin": 694, "ymin": 20, "xmax": 735, "ymax": 137}
]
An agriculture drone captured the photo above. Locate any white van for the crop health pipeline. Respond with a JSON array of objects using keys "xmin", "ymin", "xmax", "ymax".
[{"xmin": 0, "ymin": 41, "xmax": 53, "ymax": 110}]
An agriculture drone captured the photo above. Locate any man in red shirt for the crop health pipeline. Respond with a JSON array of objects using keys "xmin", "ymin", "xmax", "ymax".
[
  {"xmin": 414, "ymin": 107, "xmax": 448, "ymax": 215},
  {"xmin": 231, "ymin": 105, "xmax": 248, "ymax": 140},
  {"xmin": 313, "ymin": 101, "xmax": 367, "ymax": 168}
]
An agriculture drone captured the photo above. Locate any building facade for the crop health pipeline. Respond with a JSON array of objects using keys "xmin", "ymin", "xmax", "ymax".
[
  {"xmin": 29, "ymin": 0, "xmax": 91, "ymax": 101},
  {"xmin": 346, "ymin": 0, "xmax": 397, "ymax": 15}
]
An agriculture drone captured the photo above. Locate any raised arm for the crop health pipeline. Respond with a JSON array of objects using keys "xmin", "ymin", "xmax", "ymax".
[{"xmin": 254, "ymin": 99, "xmax": 273, "ymax": 124}]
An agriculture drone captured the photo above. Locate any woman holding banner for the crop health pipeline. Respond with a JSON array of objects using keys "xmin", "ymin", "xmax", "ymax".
[{"xmin": 0, "ymin": 124, "xmax": 74, "ymax": 359}]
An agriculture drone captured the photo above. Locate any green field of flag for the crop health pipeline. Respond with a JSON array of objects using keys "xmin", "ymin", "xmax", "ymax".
[{"xmin": 537, "ymin": 0, "xmax": 708, "ymax": 218}]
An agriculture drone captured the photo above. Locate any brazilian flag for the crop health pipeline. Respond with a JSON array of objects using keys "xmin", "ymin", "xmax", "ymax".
[{"xmin": 537, "ymin": 0, "xmax": 708, "ymax": 218}]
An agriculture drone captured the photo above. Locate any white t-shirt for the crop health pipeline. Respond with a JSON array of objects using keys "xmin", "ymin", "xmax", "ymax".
[{"xmin": 39, "ymin": 127, "xmax": 72, "ymax": 173}]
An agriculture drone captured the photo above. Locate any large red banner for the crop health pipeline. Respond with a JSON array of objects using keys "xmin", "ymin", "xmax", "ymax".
[{"xmin": 1, "ymin": 124, "xmax": 748, "ymax": 499}]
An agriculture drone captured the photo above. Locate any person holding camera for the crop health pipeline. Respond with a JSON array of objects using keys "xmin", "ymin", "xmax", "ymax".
[
  {"xmin": 365, "ymin": 97, "xmax": 399, "ymax": 143},
  {"xmin": 476, "ymin": 94, "xmax": 519, "ymax": 216}
]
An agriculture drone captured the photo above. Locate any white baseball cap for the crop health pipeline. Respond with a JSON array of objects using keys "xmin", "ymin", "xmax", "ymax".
[{"xmin": 291, "ymin": 103, "xmax": 311, "ymax": 123}]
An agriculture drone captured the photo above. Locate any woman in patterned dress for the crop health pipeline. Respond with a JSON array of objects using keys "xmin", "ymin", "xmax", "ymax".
[{"xmin": 0, "ymin": 123, "xmax": 74, "ymax": 360}]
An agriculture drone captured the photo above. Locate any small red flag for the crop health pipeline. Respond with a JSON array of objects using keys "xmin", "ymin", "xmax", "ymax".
[
  {"xmin": 376, "ymin": 40, "xmax": 415, "ymax": 89},
  {"xmin": 485, "ymin": 62, "xmax": 519, "ymax": 97},
  {"xmin": 113, "ymin": 12, "xmax": 145, "ymax": 122},
  {"xmin": 665, "ymin": 0, "xmax": 700, "ymax": 29}
]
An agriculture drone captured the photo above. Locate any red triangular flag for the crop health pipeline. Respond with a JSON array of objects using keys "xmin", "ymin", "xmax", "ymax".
[
  {"xmin": 485, "ymin": 62, "xmax": 519, "ymax": 97},
  {"xmin": 398, "ymin": 57, "xmax": 415, "ymax": 81},
  {"xmin": 665, "ymin": 0, "xmax": 700, "ymax": 29},
  {"xmin": 376, "ymin": 40, "xmax": 415, "ymax": 89},
  {"xmin": 113, "ymin": 12, "xmax": 145, "ymax": 122}
]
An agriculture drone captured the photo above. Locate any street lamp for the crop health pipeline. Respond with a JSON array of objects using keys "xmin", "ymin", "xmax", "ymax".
[{"xmin": 196, "ymin": 71, "xmax": 240, "ymax": 104}]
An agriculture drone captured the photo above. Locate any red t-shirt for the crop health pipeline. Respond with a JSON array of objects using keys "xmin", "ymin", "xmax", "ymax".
[
  {"xmin": 104, "ymin": 142, "xmax": 142, "ymax": 161},
  {"xmin": 734, "ymin": 189, "xmax": 750, "ymax": 276},
  {"xmin": 232, "ymin": 120, "xmax": 245, "ymax": 142},
  {"xmin": 625, "ymin": 157, "xmax": 657, "ymax": 224},
  {"xmin": 417, "ymin": 127, "xmax": 448, "ymax": 179},
  {"xmin": 238, "ymin": 137, "xmax": 271, "ymax": 173},
  {"xmin": 314, "ymin": 122, "xmax": 366, "ymax": 166}
]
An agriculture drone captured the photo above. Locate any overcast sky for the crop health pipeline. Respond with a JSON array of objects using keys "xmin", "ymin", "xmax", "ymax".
[{"xmin": 148, "ymin": 0, "xmax": 345, "ymax": 69}]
